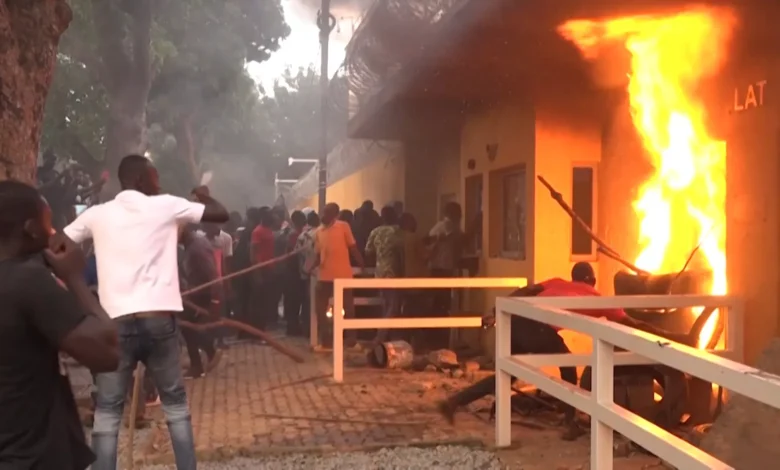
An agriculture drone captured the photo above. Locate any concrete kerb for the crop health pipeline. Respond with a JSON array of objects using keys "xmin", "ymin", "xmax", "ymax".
[{"xmin": 138, "ymin": 438, "xmax": 488, "ymax": 466}]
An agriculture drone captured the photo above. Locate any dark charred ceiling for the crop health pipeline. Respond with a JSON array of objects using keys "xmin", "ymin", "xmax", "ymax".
[{"xmin": 346, "ymin": 0, "xmax": 780, "ymax": 140}]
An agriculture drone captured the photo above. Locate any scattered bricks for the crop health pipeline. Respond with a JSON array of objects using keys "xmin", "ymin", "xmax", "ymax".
[
  {"xmin": 427, "ymin": 349, "xmax": 459, "ymax": 369},
  {"xmin": 463, "ymin": 361, "xmax": 481, "ymax": 373}
]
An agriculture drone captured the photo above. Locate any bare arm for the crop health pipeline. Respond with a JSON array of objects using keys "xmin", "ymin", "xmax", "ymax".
[
  {"xmin": 25, "ymin": 265, "xmax": 118, "ymax": 373},
  {"xmin": 59, "ymin": 275, "xmax": 119, "ymax": 371},
  {"xmin": 191, "ymin": 187, "xmax": 229, "ymax": 223},
  {"xmin": 349, "ymin": 245, "xmax": 365, "ymax": 269}
]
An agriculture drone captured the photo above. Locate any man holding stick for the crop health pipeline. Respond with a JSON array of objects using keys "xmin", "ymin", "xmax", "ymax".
[{"xmin": 61, "ymin": 154, "xmax": 228, "ymax": 470}]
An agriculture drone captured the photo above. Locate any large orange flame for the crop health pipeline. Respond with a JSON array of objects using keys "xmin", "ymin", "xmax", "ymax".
[{"xmin": 558, "ymin": 7, "xmax": 736, "ymax": 348}]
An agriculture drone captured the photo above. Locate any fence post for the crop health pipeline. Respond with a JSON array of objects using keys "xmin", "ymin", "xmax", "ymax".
[
  {"xmin": 333, "ymin": 279, "xmax": 345, "ymax": 382},
  {"xmin": 309, "ymin": 276, "xmax": 318, "ymax": 349},
  {"xmin": 495, "ymin": 302, "xmax": 512, "ymax": 447},
  {"xmin": 591, "ymin": 338, "xmax": 615, "ymax": 470},
  {"xmin": 726, "ymin": 300, "xmax": 745, "ymax": 364}
]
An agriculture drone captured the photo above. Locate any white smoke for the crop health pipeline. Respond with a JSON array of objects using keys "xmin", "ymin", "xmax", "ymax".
[{"xmin": 248, "ymin": 0, "xmax": 373, "ymax": 94}]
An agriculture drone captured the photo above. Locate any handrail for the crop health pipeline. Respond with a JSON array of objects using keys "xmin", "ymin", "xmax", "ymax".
[
  {"xmin": 494, "ymin": 295, "xmax": 758, "ymax": 470},
  {"xmin": 329, "ymin": 276, "xmax": 529, "ymax": 381}
]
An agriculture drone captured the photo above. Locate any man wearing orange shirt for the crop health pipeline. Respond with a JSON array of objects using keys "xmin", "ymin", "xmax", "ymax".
[{"xmin": 307, "ymin": 203, "xmax": 364, "ymax": 348}]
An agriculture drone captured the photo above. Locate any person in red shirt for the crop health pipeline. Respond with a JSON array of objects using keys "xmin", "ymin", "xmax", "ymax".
[
  {"xmin": 438, "ymin": 262, "xmax": 694, "ymax": 440},
  {"xmin": 249, "ymin": 208, "xmax": 275, "ymax": 330}
]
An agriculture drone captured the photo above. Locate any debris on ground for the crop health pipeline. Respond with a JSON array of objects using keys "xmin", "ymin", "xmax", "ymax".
[
  {"xmin": 427, "ymin": 349, "xmax": 459, "ymax": 369},
  {"xmin": 141, "ymin": 445, "xmax": 503, "ymax": 470}
]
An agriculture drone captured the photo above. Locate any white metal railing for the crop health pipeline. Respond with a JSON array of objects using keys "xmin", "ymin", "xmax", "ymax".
[
  {"xmin": 330, "ymin": 276, "xmax": 529, "ymax": 381},
  {"xmin": 492, "ymin": 294, "xmax": 780, "ymax": 470},
  {"xmin": 309, "ymin": 267, "xmax": 378, "ymax": 348}
]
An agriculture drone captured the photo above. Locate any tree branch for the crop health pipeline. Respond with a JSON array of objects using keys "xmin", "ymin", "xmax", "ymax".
[
  {"xmin": 130, "ymin": 0, "xmax": 152, "ymax": 90},
  {"xmin": 90, "ymin": 0, "xmax": 132, "ymax": 96}
]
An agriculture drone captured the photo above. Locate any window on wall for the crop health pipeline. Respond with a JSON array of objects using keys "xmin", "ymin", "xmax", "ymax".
[
  {"xmin": 571, "ymin": 165, "xmax": 596, "ymax": 258},
  {"xmin": 496, "ymin": 165, "xmax": 526, "ymax": 260},
  {"xmin": 464, "ymin": 175, "xmax": 483, "ymax": 255}
]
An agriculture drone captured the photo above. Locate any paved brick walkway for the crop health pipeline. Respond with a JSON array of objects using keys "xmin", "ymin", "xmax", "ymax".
[{"xmin": 71, "ymin": 337, "xmax": 659, "ymax": 468}]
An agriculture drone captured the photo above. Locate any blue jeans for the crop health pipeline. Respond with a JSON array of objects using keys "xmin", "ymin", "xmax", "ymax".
[{"xmin": 92, "ymin": 315, "xmax": 196, "ymax": 470}]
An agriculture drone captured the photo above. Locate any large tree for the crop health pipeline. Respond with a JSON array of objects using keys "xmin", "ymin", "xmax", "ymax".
[
  {"xmin": 0, "ymin": 1, "xmax": 72, "ymax": 182},
  {"xmin": 263, "ymin": 66, "xmax": 349, "ymax": 179},
  {"xmin": 49, "ymin": 0, "xmax": 289, "ymax": 192}
]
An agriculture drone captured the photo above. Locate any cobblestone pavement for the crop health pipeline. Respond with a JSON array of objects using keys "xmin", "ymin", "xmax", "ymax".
[{"xmin": 70, "ymin": 337, "xmax": 660, "ymax": 469}]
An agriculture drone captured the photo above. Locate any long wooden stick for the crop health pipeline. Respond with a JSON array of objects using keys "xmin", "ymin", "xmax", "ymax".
[
  {"xmin": 126, "ymin": 363, "xmax": 144, "ymax": 470},
  {"xmin": 181, "ymin": 299, "xmax": 307, "ymax": 363},
  {"xmin": 181, "ymin": 249, "xmax": 301, "ymax": 297},
  {"xmin": 537, "ymin": 175, "xmax": 649, "ymax": 275}
]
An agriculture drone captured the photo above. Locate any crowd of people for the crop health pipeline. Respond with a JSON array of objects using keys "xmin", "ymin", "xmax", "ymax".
[
  {"xmin": 0, "ymin": 150, "xmax": 702, "ymax": 469},
  {"xmin": 0, "ymin": 148, "xmax": 476, "ymax": 469}
]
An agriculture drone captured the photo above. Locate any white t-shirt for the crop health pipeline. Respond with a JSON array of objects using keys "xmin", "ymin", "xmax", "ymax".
[{"xmin": 64, "ymin": 190, "xmax": 205, "ymax": 318}]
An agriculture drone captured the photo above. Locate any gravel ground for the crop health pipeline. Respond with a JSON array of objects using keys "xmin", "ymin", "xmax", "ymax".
[{"xmin": 142, "ymin": 445, "xmax": 503, "ymax": 470}]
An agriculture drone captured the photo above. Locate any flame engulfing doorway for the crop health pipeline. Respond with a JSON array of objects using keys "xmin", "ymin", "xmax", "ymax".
[{"xmin": 558, "ymin": 7, "xmax": 737, "ymax": 348}]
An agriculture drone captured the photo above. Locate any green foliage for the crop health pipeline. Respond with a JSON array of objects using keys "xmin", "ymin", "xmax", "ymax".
[
  {"xmin": 261, "ymin": 66, "xmax": 349, "ymax": 176},
  {"xmin": 44, "ymin": 0, "xmax": 289, "ymax": 174}
]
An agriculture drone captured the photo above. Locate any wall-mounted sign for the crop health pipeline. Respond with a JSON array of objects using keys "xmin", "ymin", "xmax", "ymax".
[{"xmin": 733, "ymin": 80, "xmax": 767, "ymax": 112}]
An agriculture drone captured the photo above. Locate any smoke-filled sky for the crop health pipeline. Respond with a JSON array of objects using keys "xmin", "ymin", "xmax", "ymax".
[{"xmin": 247, "ymin": 0, "xmax": 370, "ymax": 94}]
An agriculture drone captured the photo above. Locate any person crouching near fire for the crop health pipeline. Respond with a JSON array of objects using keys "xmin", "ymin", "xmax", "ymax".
[{"xmin": 437, "ymin": 262, "xmax": 694, "ymax": 441}]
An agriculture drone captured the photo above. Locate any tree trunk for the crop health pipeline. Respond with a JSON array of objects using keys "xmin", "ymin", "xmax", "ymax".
[
  {"xmin": 0, "ymin": 1, "xmax": 72, "ymax": 183},
  {"xmin": 175, "ymin": 112, "xmax": 200, "ymax": 186},
  {"xmin": 92, "ymin": 0, "xmax": 152, "ymax": 196}
]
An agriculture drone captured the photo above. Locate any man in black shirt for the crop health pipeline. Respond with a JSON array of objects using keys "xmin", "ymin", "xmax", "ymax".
[{"xmin": 0, "ymin": 180, "xmax": 118, "ymax": 469}]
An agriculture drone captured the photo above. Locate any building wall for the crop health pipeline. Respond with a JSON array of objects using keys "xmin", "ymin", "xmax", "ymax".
[
  {"xmin": 460, "ymin": 103, "xmax": 536, "ymax": 315},
  {"xmin": 721, "ymin": 59, "xmax": 779, "ymax": 364},
  {"xmin": 299, "ymin": 154, "xmax": 405, "ymax": 213},
  {"xmin": 404, "ymin": 131, "xmax": 461, "ymax": 232}
]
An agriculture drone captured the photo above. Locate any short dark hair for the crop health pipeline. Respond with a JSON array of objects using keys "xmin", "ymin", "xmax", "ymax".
[
  {"xmin": 291, "ymin": 210, "xmax": 306, "ymax": 228},
  {"xmin": 306, "ymin": 211, "xmax": 320, "ymax": 227},
  {"xmin": 380, "ymin": 205, "xmax": 398, "ymax": 225},
  {"xmin": 258, "ymin": 207, "xmax": 274, "ymax": 227},
  {"xmin": 0, "ymin": 180, "xmax": 43, "ymax": 239},
  {"xmin": 117, "ymin": 154, "xmax": 151, "ymax": 187},
  {"xmin": 571, "ymin": 262, "xmax": 596, "ymax": 285},
  {"xmin": 246, "ymin": 207, "xmax": 262, "ymax": 225}
]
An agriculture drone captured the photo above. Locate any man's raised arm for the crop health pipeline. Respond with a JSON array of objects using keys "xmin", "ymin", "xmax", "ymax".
[{"xmin": 191, "ymin": 186, "xmax": 228, "ymax": 223}]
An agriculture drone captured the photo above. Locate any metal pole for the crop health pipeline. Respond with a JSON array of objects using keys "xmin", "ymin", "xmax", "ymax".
[{"xmin": 317, "ymin": 0, "xmax": 334, "ymax": 214}]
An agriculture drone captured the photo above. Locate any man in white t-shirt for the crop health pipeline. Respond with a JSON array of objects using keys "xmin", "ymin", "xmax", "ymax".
[{"xmin": 62, "ymin": 154, "xmax": 229, "ymax": 470}]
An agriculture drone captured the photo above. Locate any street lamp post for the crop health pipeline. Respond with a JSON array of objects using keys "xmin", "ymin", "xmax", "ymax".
[
  {"xmin": 317, "ymin": 0, "xmax": 335, "ymax": 214},
  {"xmin": 288, "ymin": 157, "xmax": 320, "ymax": 166}
]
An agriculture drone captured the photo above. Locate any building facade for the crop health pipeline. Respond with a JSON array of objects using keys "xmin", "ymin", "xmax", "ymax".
[{"xmin": 294, "ymin": 0, "xmax": 780, "ymax": 364}]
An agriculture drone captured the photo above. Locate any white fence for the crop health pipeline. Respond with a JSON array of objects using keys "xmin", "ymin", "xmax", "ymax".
[
  {"xmin": 329, "ymin": 276, "xmax": 529, "ymax": 382},
  {"xmin": 493, "ymin": 294, "xmax": 780, "ymax": 470}
]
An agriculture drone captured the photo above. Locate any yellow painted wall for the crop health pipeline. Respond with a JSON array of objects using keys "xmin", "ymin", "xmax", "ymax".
[
  {"xmin": 404, "ymin": 132, "xmax": 461, "ymax": 232},
  {"xmin": 533, "ymin": 102, "xmax": 602, "ymax": 285},
  {"xmin": 300, "ymin": 154, "xmax": 405, "ymax": 213},
  {"xmin": 533, "ymin": 99, "xmax": 603, "ymax": 356},
  {"xmin": 460, "ymin": 103, "xmax": 536, "ymax": 315}
]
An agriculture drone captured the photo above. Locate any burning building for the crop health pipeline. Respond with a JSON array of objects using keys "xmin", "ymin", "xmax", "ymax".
[{"xmin": 292, "ymin": 0, "xmax": 780, "ymax": 366}]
